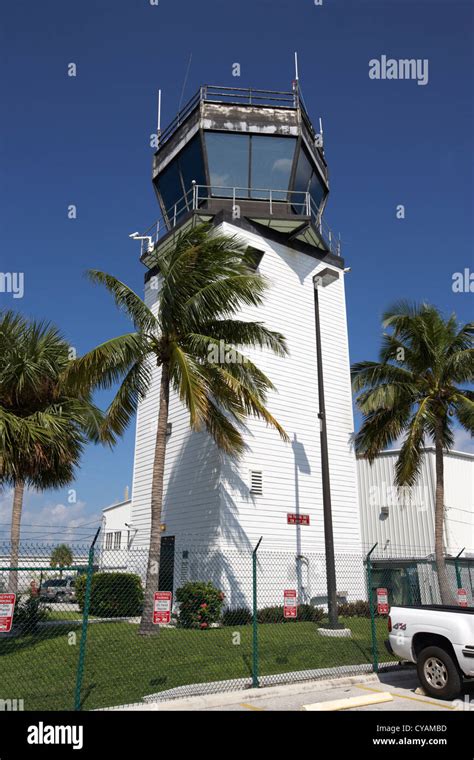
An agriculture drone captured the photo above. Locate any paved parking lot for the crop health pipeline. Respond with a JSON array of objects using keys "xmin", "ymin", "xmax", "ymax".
[{"xmin": 130, "ymin": 668, "xmax": 474, "ymax": 712}]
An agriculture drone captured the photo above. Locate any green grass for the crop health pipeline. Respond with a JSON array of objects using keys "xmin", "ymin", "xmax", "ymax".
[{"xmin": 0, "ymin": 617, "xmax": 395, "ymax": 711}]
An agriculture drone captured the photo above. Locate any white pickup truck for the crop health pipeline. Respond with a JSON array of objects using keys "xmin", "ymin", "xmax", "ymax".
[{"xmin": 387, "ymin": 604, "xmax": 474, "ymax": 700}]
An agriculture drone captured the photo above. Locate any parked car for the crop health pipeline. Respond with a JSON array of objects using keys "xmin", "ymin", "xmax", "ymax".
[
  {"xmin": 387, "ymin": 604, "xmax": 474, "ymax": 700},
  {"xmin": 39, "ymin": 577, "xmax": 76, "ymax": 602}
]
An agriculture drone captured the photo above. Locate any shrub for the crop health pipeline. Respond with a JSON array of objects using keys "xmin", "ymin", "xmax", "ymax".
[
  {"xmin": 221, "ymin": 607, "xmax": 252, "ymax": 626},
  {"xmin": 257, "ymin": 603, "xmax": 324, "ymax": 624},
  {"xmin": 75, "ymin": 572, "xmax": 143, "ymax": 617},
  {"xmin": 176, "ymin": 581, "xmax": 224, "ymax": 629},
  {"xmin": 13, "ymin": 594, "xmax": 49, "ymax": 633},
  {"xmin": 337, "ymin": 600, "xmax": 371, "ymax": 618},
  {"xmin": 298, "ymin": 604, "xmax": 325, "ymax": 623}
]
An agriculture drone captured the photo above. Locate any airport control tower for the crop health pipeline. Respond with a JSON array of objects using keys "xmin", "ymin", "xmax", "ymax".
[{"xmin": 129, "ymin": 85, "xmax": 361, "ymax": 609}]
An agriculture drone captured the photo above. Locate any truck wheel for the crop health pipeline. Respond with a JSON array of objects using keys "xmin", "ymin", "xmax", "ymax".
[{"xmin": 417, "ymin": 646, "xmax": 462, "ymax": 700}]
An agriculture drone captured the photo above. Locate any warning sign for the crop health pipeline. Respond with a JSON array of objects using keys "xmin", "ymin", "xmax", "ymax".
[
  {"xmin": 377, "ymin": 588, "xmax": 389, "ymax": 615},
  {"xmin": 0, "ymin": 593, "xmax": 16, "ymax": 633},
  {"xmin": 153, "ymin": 591, "xmax": 172, "ymax": 624},
  {"xmin": 458, "ymin": 588, "xmax": 468, "ymax": 608},
  {"xmin": 283, "ymin": 589, "xmax": 297, "ymax": 619},
  {"xmin": 287, "ymin": 514, "xmax": 310, "ymax": 525}
]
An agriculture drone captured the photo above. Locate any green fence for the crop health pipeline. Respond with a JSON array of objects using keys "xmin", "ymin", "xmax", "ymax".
[
  {"xmin": 364, "ymin": 543, "xmax": 474, "ymax": 672},
  {"xmin": 0, "ymin": 539, "xmax": 469, "ymax": 711}
]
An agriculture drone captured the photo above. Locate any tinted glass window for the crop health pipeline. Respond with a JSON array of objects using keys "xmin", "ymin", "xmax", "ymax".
[
  {"xmin": 293, "ymin": 147, "xmax": 313, "ymax": 213},
  {"xmin": 310, "ymin": 171, "xmax": 326, "ymax": 212},
  {"xmin": 179, "ymin": 136, "xmax": 206, "ymax": 194},
  {"xmin": 156, "ymin": 159, "xmax": 184, "ymax": 215},
  {"xmin": 205, "ymin": 133, "xmax": 250, "ymax": 198},
  {"xmin": 250, "ymin": 136, "xmax": 296, "ymax": 199}
]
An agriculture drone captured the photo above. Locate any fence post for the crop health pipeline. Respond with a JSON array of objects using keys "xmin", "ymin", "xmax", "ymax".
[
  {"xmin": 454, "ymin": 548, "xmax": 465, "ymax": 590},
  {"xmin": 366, "ymin": 543, "xmax": 378, "ymax": 674},
  {"xmin": 74, "ymin": 529, "xmax": 100, "ymax": 711},
  {"xmin": 252, "ymin": 537, "xmax": 263, "ymax": 688}
]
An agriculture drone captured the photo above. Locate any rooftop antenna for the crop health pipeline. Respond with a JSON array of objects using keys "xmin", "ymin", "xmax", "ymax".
[
  {"xmin": 156, "ymin": 89, "xmax": 162, "ymax": 147},
  {"xmin": 178, "ymin": 52, "xmax": 193, "ymax": 116},
  {"xmin": 319, "ymin": 117, "xmax": 324, "ymax": 150},
  {"xmin": 292, "ymin": 52, "xmax": 300, "ymax": 105}
]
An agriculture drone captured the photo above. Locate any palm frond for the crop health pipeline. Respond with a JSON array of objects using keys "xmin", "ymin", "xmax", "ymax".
[
  {"xmin": 64, "ymin": 333, "xmax": 149, "ymax": 393},
  {"xmin": 103, "ymin": 359, "xmax": 152, "ymax": 439},
  {"xmin": 87, "ymin": 271, "xmax": 160, "ymax": 334}
]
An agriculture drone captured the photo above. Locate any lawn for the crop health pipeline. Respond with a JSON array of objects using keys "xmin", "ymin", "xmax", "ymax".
[{"xmin": 0, "ymin": 617, "xmax": 394, "ymax": 711}]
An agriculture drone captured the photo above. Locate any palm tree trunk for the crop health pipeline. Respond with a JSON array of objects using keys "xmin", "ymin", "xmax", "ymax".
[
  {"xmin": 139, "ymin": 362, "xmax": 170, "ymax": 635},
  {"xmin": 8, "ymin": 481, "xmax": 25, "ymax": 595},
  {"xmin": 434, "ymin": 426, "xmax": 454, "ymax": 605}
]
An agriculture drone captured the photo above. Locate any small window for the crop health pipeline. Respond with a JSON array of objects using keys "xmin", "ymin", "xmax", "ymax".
[
  {"xmin": 245, "ymin": 247, "xmax": 264, "ymax": 271},
  {"xmin": 105, "ymin": 533, "xmax": 113, "ymax": 550},
  {"xmin": 250, "ymin": 470, "xmax": 263, "ymax": 496},
  {"xmin": 113, "ymin": 531, "xmax": 121, "ymax": 550}
]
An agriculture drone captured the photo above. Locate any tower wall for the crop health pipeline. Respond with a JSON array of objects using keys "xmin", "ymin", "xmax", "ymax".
[
  {"xmin": 129, "ymin": 222, "xmax": 362, "ymax": 607},
  {"xmin": 217, "ymin": 222, "xmax": 361, "ymax": 555}
]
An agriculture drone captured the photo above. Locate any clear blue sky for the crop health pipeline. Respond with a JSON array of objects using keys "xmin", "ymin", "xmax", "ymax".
[{"xmin": 1, "ymin": 0, "xmax": 473, "ymax": 538}]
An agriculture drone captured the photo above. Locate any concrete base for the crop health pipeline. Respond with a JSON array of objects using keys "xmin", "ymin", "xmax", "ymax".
[{"xmin": 317, "ymin": 626, "xmax": 352, "ymax": 638}]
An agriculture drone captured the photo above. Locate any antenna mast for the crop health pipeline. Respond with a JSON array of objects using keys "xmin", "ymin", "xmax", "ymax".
[{"xmin": 157, "ymin": 89, "xmax": 162, "ymax": 147}]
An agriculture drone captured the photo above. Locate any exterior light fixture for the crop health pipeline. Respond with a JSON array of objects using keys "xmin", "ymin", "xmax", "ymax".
[{"xmin": 312, "ymin": 268, "xmax": 342, "ymax": 630}]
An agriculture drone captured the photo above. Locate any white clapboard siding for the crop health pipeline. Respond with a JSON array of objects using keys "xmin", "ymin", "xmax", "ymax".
[{"xmin": 130, "ymin": 221, "xmax": 361, "ymax": 561}]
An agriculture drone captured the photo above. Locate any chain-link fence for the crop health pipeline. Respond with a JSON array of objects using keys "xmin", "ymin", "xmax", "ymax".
[
  {"xmin": 365, "ymin": 543, "xmax": 474, "ymax": 672},
  {"xmin": 0, "ymin": 539, "xmax": 470, "ymax": 711}
]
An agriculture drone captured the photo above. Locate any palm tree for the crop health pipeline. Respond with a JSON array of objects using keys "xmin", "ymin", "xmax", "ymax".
[
  {"xmin": 68, "ymin": 223, "xmax": 289, "ymax": 634},
  {"xmin": 352, "ymin": 302, "xmax": 474, "ymax": 604},
  {"xmin": 0, "ymin": 311, "xmax": 110, "ymax": 593},
  {"xmin": 50, "ymin": 544, "xmax": 74, "ymax": 578}
]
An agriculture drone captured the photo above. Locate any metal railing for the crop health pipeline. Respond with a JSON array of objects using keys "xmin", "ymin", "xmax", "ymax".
[
  {"xmin": 138, "ymin": 184, "xmax": 341, "ymax": 258},
  {"xmin": 157, "ymin": 84, "xmax": 318, "ymax": 150}
]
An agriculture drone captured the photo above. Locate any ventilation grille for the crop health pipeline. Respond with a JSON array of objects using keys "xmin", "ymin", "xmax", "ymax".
[{"xmin": 250, "ymin": 470, "xmax": 263, "ymax": 496}]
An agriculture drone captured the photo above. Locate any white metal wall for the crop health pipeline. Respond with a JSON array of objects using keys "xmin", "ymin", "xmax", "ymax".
[{"xmin": 357, "ymin": 449, "xmax": 474, "ymax": 555}]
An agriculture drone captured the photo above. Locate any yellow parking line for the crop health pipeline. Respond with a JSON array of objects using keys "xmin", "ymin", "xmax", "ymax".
[
  {"xmin": 355, "ymin": 683, "xmax": 456, "ymax": 710},
  {"xmin": 239, "ymin": 702, "xmax": 266, "ymax": 711}
]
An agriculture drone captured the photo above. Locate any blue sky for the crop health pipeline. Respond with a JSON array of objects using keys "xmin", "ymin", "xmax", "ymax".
[{"xmin": 1, "ymin": 0, "xmax": 473, "ymax": 538}]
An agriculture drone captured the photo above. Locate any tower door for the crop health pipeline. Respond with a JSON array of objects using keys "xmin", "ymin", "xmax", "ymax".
[{"xmin": 158, "ymin": 536, "xmax": 175, "ymax": 592}]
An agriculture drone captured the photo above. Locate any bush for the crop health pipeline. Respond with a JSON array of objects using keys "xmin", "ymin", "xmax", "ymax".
[
  {"xmin": 257, "ymin": 603, "xmax": 324, "ymax": 624},
  {"xmin": 75, "ymin": 572, "xmax": 143, "ymax": 618},
  {"xmin": 298, "ymin": 604, "xmax": 325, "ymax": 623},
  {"xmin": 176, "ymin": 581, "xmax": 224, "ymax": 629},
  {"xmin": 221, "ymin": 607, "xmax": 252, "ymax": 626},
  {"xmin": 337, "ymin": 600, "xmax": 371, "ymax": 618},
  {"xmin": 13, "ymin": 594, "xmax": 49, "ymax": 633}
]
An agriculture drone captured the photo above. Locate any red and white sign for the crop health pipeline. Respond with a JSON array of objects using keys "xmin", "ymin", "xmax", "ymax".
[
  {"xmin": 287, "ymin": 514, "xmax": 310, "ymax": 526},
  {"xmin": 377, "ymin": 588, "xmax": 389, "ymax": 615},
  {"xmin": 0, "ymin": 593, "xmax": 16, "ymax": 633},
  {"xmin": 283, "ymin": 589, "xmax": 297, "ymax": 619},
  {"xmin": 458, "ymin": 588, "xmax": 468, "ymax": 608},
  {"xmin": 153, "ymin": 591, "xmax": 172, "ymax": 624}
]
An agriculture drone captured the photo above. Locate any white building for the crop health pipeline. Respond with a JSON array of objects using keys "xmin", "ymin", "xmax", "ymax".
[
  {"xmin": 357, "ymin": 447, "xmax": 474, "ymax": 557},
  {"xmin": 100, "ymin": 498, "xmax": 132, "ymax": 569},
  {"xmin": 119, "ymin": 85, "xmax": 363, "ymax": 608}
]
